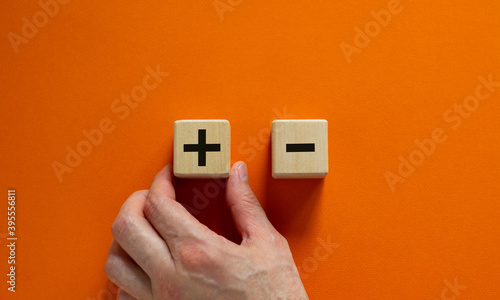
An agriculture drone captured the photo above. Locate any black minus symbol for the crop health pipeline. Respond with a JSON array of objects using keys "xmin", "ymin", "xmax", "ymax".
[{"xmin": 286, "ymin": 143, "xmax": 315, "ymax": 152}]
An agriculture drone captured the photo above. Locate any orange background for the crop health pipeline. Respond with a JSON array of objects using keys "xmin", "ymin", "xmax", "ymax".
[{"xmin": 1, "ymin": 0, "xmax": 499, "ymax": 299}]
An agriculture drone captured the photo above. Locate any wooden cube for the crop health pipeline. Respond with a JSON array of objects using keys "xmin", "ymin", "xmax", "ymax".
[
  {"xmin": 174, "ymin": 120, "xmax": 230, "ymax": 178},
  {"xmin": 272, "ymin": 119, "xmax": 328, "ymax": 178}
]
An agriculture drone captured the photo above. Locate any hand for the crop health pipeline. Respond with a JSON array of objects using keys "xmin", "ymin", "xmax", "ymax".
[{"xmin": 105, "ymin": 161, "xmax": 308, "ymax": 300}]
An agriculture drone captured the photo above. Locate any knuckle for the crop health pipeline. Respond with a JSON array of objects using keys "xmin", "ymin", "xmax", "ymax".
[
  {"xmin": 111, "ymin": 214, "xmax": 134, "ymax": 239},
  {"xmin": 176, "ymin": 241, "xmax": 213, "ymax": 270},
  {"xmin": 143, "ymin": 193, "xmax": 162, "ymax": 220},
  {"xmin": 119, "ymin": 190, "xmax": 148, "ymax": 213},
  {"xmin": 104, "ymin": 255, "xmax": 118, "ymax": 281},
  {"xmin": 131, "ymin": 189, "xmax": 148, "ymax": 199},
  {"xmin": 267, "ymin": 230, "xmax": 288, "ymax": 248},
  {"xmin": 277, "ymin": 234, "xmax": 289, "ymax": 248}
]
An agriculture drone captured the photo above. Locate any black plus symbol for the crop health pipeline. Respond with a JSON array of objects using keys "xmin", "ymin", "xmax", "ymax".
[{"xmin": 183, "ymin": 129, "xmax": 221, "ymax": 167}]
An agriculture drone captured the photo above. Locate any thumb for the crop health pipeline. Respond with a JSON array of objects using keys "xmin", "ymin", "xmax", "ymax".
[{"xmin": 225, "ymin": 161, "xmax": 273, "ymax": 241}]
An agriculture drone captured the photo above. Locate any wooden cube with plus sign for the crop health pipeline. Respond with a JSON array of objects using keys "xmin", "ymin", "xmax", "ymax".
[{"xmin": 174, "ymin": 120, "xmax": 230, "ymax": 178}]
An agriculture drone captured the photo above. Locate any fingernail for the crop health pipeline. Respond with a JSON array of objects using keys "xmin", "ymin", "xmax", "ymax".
[{"xmin": 237, "ymin": 162, "xmax": 248, "ymax": 182}]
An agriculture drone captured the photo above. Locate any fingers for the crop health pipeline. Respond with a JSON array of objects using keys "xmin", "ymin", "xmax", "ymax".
[
  {"xmin": 225, "ymin": 162, "xmax": 274, "ymax": 242},
  {"xmin": 144, "ymin": 165, "xmax": 216, "ymax": 244},
  {"xmin": 105, "ymin": 240, "xmax": 153, "ymax": 300},
  {"xmin": 111, "ymin": 190, "xmax": 173, "ymax": 277},
  {"xmin": 149, "ymin": 165, "xmax": 177, "ymax": 201},
  {"xmin": 117, "ymin": 288, "xmax": 137, "ymax": 300}
]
